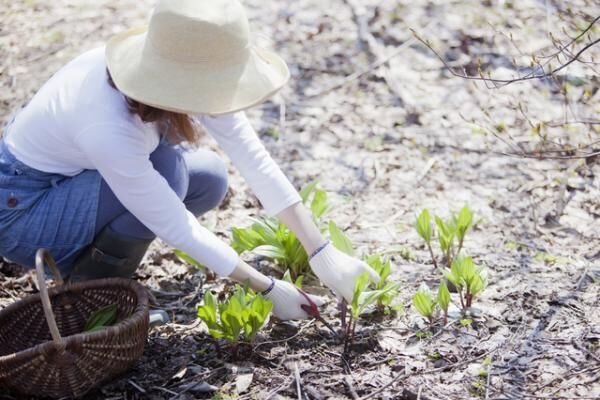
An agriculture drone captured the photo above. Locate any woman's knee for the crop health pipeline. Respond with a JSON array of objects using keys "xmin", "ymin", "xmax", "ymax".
[
  {"xmin": 149, "ymin": 143, "xmax": 189, "ymax": 200},
  {"xmin": 184, "ymin": 149, "xmax": 228, "ymax": 213}
]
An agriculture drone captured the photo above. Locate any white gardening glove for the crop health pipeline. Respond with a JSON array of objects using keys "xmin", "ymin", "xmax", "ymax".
[
  {"xmin": 309, "ymin": 242, "xmax": 380, "ymax": 302},
  {"xmin": 263, "ymin": 279, "xmax": 326, "ymax": 320}
]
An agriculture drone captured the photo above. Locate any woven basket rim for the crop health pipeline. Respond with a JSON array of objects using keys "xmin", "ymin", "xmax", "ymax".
[{"xmin": 0, "ymin": 277, "xmax": 149, "ymax": 362}]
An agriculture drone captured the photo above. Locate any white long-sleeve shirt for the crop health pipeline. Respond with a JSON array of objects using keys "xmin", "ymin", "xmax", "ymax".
[{"xmin": 4, "ymin": 47, "xmax": 301, "ymax": 276}]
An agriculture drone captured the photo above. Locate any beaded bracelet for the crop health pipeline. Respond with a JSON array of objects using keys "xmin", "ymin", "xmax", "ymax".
[
  {"xmin": 308, "ymin": 239, "xmax": 331, "ymax": 261},
  {"xmin": 260, "ymin": 276, "xmax": 276, "ymax": 296}
]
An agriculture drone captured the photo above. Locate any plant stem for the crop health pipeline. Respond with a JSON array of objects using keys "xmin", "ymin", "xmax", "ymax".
[
  {"xmin": 446, "ymin": 247, "xmax": 454, "ymax": 270},
  {"xmin": 339, "ymin": 299, "xmax": 347, "ymax": 333},
  {"xmin": 455, "ymin": 236, "xmax": 465, "ymax": 260},
  {"xmin": 344, "ymin": 314, "xmax": 354, "ymax": 355},
  {"xmin": 466, "ymin": 287, "xmax": 472, "ymax": 308},
  {"xmin": 458, "ymin": 288, "xmax": 465, "ymax": 311},
  {"xmin": 426, "ymin": 242, "xmax": 439, "ymax": 269}
]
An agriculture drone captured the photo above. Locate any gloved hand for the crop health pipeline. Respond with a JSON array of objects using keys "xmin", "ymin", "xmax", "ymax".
[
  {"xmin": 309, "ymin": 242, "xmax": 380, "ymax": 302},
  {"xmin": 263, "ymin": 279, "xmax": 326, "ymax": 320}
]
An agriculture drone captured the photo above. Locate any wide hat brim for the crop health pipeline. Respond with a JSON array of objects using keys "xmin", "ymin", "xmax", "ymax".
[{"xmin": 105, "ymin": 26, "xmax": 290, "ymax": 115}]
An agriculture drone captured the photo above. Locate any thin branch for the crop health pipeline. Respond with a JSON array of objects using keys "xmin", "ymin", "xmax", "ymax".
[
  {"xmin": 410, "ymin": 14, "xmax": 600, "ymax": 88},
  {"xmin": 538, "ymin": 15, "xmax": 600, "ymax": 60}
]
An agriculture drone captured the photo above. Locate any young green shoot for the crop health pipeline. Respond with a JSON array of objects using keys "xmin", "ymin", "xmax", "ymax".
[
  {"xmin": 412, "ymin": 284, "xmax": 436, "ymax": 326},
  {"xmin": 230, "ymin": 180, "xmax": 333, "ymax": 281},
  {"xmin": 197, "ymin": 286, "xmax": 273, "ymax": 353},
  {"xmin": 443, "ymin": 256, "xmax": 487, "ymax": 312},
  {"xmin": 437, "ymin": 281, "xmax": 451, "ymax": 325},
  {"xmin": 415, "ymin": 209, "xmax": 438, "ymax": 269},
  {"xmin": 414, "ymin": 205, "xmax": 475, "ymax": 270},
  {"xmin": 365, "ymin": 254, "xmax": 401, "ymax": 313},
  {"xmin": 345, "ymin": 271, "xmax": 400, "ymax": 353}
]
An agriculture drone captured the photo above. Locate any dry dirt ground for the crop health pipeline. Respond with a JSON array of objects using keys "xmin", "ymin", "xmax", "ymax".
[{"xmin": 1, "ymin": 1, "xmax": 599, "ymax": 399}]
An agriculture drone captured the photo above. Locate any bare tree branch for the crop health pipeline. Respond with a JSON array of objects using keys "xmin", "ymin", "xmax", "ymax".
[{"xmin": 410, "ymin": 15, "xmax": 600, "ymax": 88}]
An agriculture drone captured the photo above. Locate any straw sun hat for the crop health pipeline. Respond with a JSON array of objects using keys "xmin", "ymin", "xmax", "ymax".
[{"xmin": 105, "ymin": 0, "xmax": 290, "ymax": 115}]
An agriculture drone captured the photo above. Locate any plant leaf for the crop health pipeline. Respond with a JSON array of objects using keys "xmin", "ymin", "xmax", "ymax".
[
  {"xmin": 437, "ymin": 281, "xmax": 451, "ymax": 312},
  {"xmin": 329, "ymin": 221, "xmax": 354, "ymax": 256},
  {"xmin": 415, "ymin": 209, "xmax": 432, "ymax": 243},
  {"xmin": 310, "ymin": 189, "xmax": 329, "ymax": 219},
  {"xmin": 412, "ymin": 286, "xmax": 436, "ymax": 318},
  {"xmin": 299, "ymin": 179, "xmax": 319, "ymax": 203},
  {"xmin": 456, "ymin": 205, "xmax": 473, "ymax": 241},
  {"xmin": 84, "ymin": 303, "xmax": 118, "ymax": 332},
  {"xmin": 174, "ymin": 249, "xmax": 206, "ymax": 270}
]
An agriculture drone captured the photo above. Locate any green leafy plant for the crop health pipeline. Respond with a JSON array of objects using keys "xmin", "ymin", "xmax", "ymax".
[
  {"xmin": 328, "ymin": 225, "xmax": 401, "ymax": 351},
  {"xmin": 329, "ymin": 221, "xmax": 355, "ymax": 256},
  {"xmin": 231, "ymin": 218, "xmax": 308, "ymax": 279},
  {"xmin": 197, "ymin": 286, "xmax": 273, "ymax": 345},
  {"xmin": 84, "ymin": 304, "xmax": 118, "ymax": 333},
  {"xmin": 415, "ymin": 209, "xmax": 437, "ymax": 268},
  {"xmin": 412, "ymin": 285, "xmax": 436, "ymax": 325},
  {"xmin": 230, "ymin": 180, "xmax": 333, "ymax": 280},
  {"xmin": 437, "ymin": 281, "xmax": 451, "ymax": 324},
  {"xmin": 443, "ymin": 256, "xmax": 487, "ymax": 310},
  {"xmin": 282, "ymin": 269, "xmax": 304, "ymax": 288},
  {"xmin": 413, "ymin": 205, "xmax": 488, "ymax": 326},
  {"xmin": 344, "ymin": 271, "xmax": 400, "ymax": 352},
  {"xmin": 415, "ymin": 205, "xmax": 474, "ymax": 270},
  {"xmin": 365, "ymin": 254, "xmax": 401, "ymax": 312},
  {"xmin": 411, "ymin": 257, "xmax": 487, "ymax": 328}
]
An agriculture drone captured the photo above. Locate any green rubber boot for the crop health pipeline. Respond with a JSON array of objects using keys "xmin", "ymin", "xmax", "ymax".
[{"xmin": 69, "ymin": 226, "xmax": 153, "ymax": 282}]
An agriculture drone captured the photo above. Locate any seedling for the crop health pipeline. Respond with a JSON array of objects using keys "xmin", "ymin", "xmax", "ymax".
[
  {"xmin": 365, "ymin": 254, "xmax": 401, "ymax": 312},
  {"xmin": 328, "ymin": 223, "xmax": 401, "ymax": 351},
  {"xmin": 443, "ymin": 256, "xmax": 487, "ymax": 310},
  {"xmin": 415, "ymin": 205, "xmax": 474, "ymax": 270},
  {"xmin": 344, "ymin": 272, "xmax": 400, "ymax": 353},
  {"xmin": 231, "ymin": 218, "xmax": 309, "ymax": 279},
  {"xmin": 415, "ymin": 209, "xmax": 437, "ymax": 269},
  {"xmin": 437, "ymin": 281, "xmax": 451, "ymax": 325},
  {"xmin": 230, "ymin": 181, "xmax": 333, "ymax": 281},
  {"xmin": 412, "ymin": 284, "xmax": 436, "ymax": 325},
  {"xmin": 197, "ymin": 286, "xmax": 273, "ymax": 348}
]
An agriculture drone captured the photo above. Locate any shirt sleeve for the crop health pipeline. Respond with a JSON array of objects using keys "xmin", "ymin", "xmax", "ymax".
[
  {"xmin": 74, "ymin": 123, "xmax": 240, "ymax": 277},
  {"xmin": 198, "ymin": 112, "xmax": 301, "ymax": 216}
]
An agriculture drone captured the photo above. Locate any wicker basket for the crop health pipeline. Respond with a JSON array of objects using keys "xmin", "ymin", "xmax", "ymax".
[{"xmin": 0, "ymin": 248, "xmax": 150, "ymax": 399}]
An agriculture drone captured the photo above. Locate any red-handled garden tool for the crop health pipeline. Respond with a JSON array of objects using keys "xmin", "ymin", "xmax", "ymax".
[{"xmin": 297, "ymin": 288, "xmax": 339, "ymax": 338}]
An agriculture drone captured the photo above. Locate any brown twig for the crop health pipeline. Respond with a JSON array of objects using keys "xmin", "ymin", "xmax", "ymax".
[
  {"xmin": 294, "ymin": 362, "xmax": 302, "ymax": 400},
  {"xmin": 409, "ymin": 14, "xmax": 600, "ymax": 89},
  {"xmin": 344, "ymin": 375, "xmax": 359, "ymax": 400}
]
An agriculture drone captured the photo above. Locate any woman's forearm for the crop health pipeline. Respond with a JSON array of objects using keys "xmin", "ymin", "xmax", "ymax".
[
  {"xmin": 277, "ymin": 201, "xmax": 326, "ymax": 255},
  {"xmin": 228, "ymin": 259, "xmax": 272, "ymax": 292}
]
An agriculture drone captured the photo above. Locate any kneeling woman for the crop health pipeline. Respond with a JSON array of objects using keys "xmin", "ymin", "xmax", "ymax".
[{"xmin": 0, "ymin": 0, "xmax": 378, "ymax": 320}]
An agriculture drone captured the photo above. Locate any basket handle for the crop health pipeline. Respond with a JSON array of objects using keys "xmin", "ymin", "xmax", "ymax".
[{"xmin": 35, "ymin": 248, "xmax": 65, "ymax": 347}]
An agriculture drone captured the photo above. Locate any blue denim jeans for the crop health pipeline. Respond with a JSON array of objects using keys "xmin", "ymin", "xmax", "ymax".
[{"xmin": 0, "ymin": 140, "xmax": 101, "ymax": 272}]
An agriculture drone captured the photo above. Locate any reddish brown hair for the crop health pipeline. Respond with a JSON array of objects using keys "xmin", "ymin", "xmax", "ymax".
[{"xmin": 107, "ymin": 69, "xmax": 200, "ymax": 144}]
